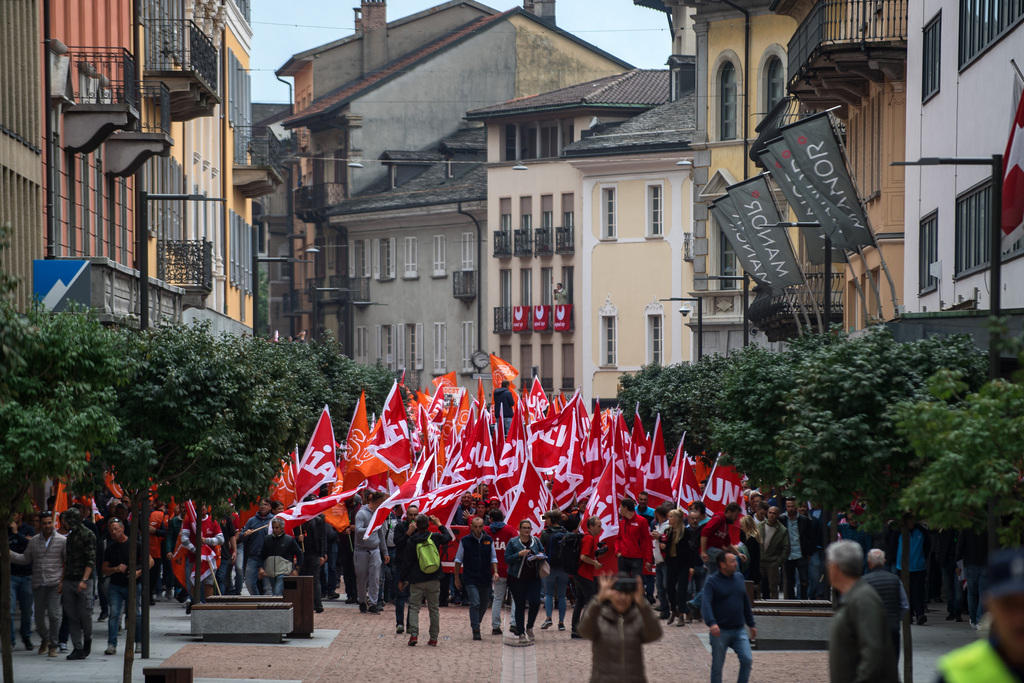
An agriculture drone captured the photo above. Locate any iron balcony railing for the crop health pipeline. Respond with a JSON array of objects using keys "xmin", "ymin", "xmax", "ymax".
[
  {"xmin": 283, "ymin": 289, "xmax": 311, "ymax": 316},
  {"xmin": 139, "ymin": 83, "xmax": 171, "ymax": 134},
  {"xmin": 493, "ymin": 230, "xmax": 512, "ymax": 257},
  {"xmin": 514, "ymin": 228, "xmax": 533, "ymax": 257},
  {"xmin": 145, "ymin": 18, "xmax": 219, "ymax": 92},
  {"xmin": 494, "ymin": 306, "xmax": 513, "ymax": 333},
  {"xmin": 788, "ymin": 0, "xmax": 908, "ymax": 86},
  {"xmin": 68, "ymin": 47, "xmax": 138, "ymax": 108},
  {"xmin": 351, "ymin": 276, "xmax": 371, "ymax": 304},
  {"xmin": 156, "ymin": 240, "xmax": 212, "ymax": 291},
  {"xmin": 294, "ymin": 182, "xmax": 346, "ymax": 220},
  {"xmin": 534, "ymin": 227, "xmax": 553, "ymax": 256},
  {"xmin": 748, "ymin": 272, "xmax": 844, "ymax": 342},
  {"xmin": 555, "ymin": 226, "xmax": 574, "ymax": 254},
  {"xmin": 453, "ymin": 270, "xmax": 477, "ymax": 300}
]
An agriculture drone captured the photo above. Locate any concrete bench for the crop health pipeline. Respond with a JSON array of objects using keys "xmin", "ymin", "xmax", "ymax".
[
  {"xmin": 206, "ymin": 595, "xmax": 284, "ymax": 604},
  {"xmin": 190, "ymin": 602, "xmax": 293, "ymax": 643}
]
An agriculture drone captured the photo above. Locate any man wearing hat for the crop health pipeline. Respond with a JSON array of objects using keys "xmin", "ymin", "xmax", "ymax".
[{"xmin": 937, "ymin": 547, "xmax": 1024, "ymax": 682}]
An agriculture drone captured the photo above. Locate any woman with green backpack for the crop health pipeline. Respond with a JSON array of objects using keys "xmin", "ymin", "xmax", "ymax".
[{"xmin": 398, "ymin": 514, "xmax": 452, "ymax": 647}]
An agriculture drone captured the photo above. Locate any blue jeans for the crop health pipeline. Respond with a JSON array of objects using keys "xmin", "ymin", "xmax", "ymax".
[
  {"xmin": 655, "ymin": 563, "xmax": 669, "ymax": 615},
  {"xmin": 10, "ymin": 575, "xmax": 32, "ymax": 643},
  {"xmin": 245, "ymin": 557, "xmax": 270, "ymax": 596},
  {"xmin": 106, "ymin": 583, "xmax": 142, "ymax": 647},
  {"xmin": 942, "ymin": 565, "xmax": 961, "ymax": 617},
  {"xmin": 965, "ymin": 564, "xmax": 987, "ymax": 624},
  {"xmin": 464, "ymin": 581, "xmax": 491, "ymax": 630},
  {"xmin": 543, "ymin": 569, "xmax": 569, "ymax": 622},
  {"xmin": 270, "ymin": 575, "xmax": 286, "ymax": 596},
  {"xmin": 807, "ymin": 552, "xmax": 824, "ymax": 599},
  {"xmin": 394, "ymin": 575, "xmax": 409, "ymax": 627},
  {"xmin": 710, "ymin": 627, "xmax": 753, "ymax": 683}
]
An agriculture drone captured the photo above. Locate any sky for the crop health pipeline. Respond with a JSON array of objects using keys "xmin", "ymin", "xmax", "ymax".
[{"xmin": 249, "ymin": 0, "xmax": 673, "ymax": 104}]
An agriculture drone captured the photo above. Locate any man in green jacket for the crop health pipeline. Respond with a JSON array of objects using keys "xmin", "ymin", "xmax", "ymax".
[
  {"xmin": 826, "ymin": 540, "xmax": 897, "ymax": 683},
  {"xmin": 936, "ymin": 547, "xmax": 1024, "ymax": 683}
]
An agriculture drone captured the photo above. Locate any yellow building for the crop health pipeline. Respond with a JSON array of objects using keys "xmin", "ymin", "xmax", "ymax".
[{"xmin": 469, "ymin": 69, "xmax": 696, "ymax": 403}]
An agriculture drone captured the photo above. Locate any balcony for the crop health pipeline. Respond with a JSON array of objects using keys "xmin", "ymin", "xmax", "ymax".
[
  {"xmin": 787, "ymin": 0, "xmax": 908, "ymax": 110},
  {"xmin": 294, "ymin": 182, "xmax": 346, "ymax": 222},
  {"xmin": 534, "ymin": 227, "xmax": 554, "ymax": 256},
  {"xmin": 493, "ymin": 230, "xmax": 512, "ymax": 258},
  {"xmin": 144, "ymin": 19, "xmax": 220, "ymax": 121},
  {"xmin": 283, "ymin": 290, "xmax": 311, "ymax": 317},
  {"xmin": 64, "ymin": 47, "xmax": 138, "ymax": 154},
  {"xmin": 156, "ymin": 240, "xmax": 212, "ymax": 310},
  {"xmin": 233, "ymin": 125, "xmax": 284, "ymax": 199},
  {"xmin": 514, "ymin": 228, "xmax": 533, "ymax": 257},
  {"xmin": 316, "ymin": 275, "xmax": 349, "ymax": 303},
  {"xmin": 351, "ymin": 276, "xmax": 371, "ymax": 305},
  {"xmin": 494, "ymin": 306, "xmax": 513, "ymax": 334},
  {"xmin": 555, "ymin": 226, "xmax": 574, "ymax": 254},
  {"xmin": 105, "ymin": 84, "xmax": 173, "ymax": 177},
  {"xmin": 453, "ymin": 270, "xmax": 477, "ymax": 300},
  {"xmin": 748, "ymin": 272, "xmax": 844, "ymax": 342}
]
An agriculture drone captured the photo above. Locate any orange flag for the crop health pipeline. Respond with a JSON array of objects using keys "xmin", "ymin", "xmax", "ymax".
[
  {"xmin": 271, "ymin": 452, "xmax": 297, "ymax": 508},
  {"xmin": 432, "ymin": 371, "xmax": 456, "ymax": 390},
  {"xmin": 322, "ymin": 480, "xmax": 352, "ymax": 533},
  {"xmin": 345, "ymin": 391, "xmax": 387, "ymax": 490},
  {"xmin": 104, "ymin": 471, "xmax": 125, "ymax": 499},
  {"xmin": 490, "ymin": 353, "xmax": 519, "ymax": 389},
  {"xmin": 455, "ymin": 388, "xmax": 472, "ymax": 434},
  {"xmin": 476, "ymin": 377, "xmax": 486, "ymax": 409},
  {"xmin": 53, "ymin": 481, "xmax": 69, "ymax": 515}
]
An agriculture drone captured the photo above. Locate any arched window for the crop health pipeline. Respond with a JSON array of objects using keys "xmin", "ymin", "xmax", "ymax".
[
  {"xmin": 719, "ymin": 62, "xmax": 737, "ymax": 140},
  {"xmin": 765, "ymin": 56, "xmax": 785, "ymax": 111}
]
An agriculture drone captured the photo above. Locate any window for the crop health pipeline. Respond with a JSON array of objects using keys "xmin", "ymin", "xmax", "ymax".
[
  {"xmin": 923, "ymin": 13, "xmax": 941, "ymax": 101},
  {"xmin": 520, "ymin": 196, "xmax": 533, "ymax": 230},
  {"xmin": 764, "ymin": 56, "xmax": 785, "ymax": 112},
  {"xmin": 379, "ymin": 325, "xmax": 393, "ymax": 368},
  {"xmin": 958, "ymin": 0, "xmax": 1023, "ymax": 69},
  {"xmin": 500, "ymin": 269, "xmax": 512, "ymax": 308},
  {"xmin": 541, "ymin": 267, "xmax": 553, "ymax": 305},
  {"xmin": 403, "ymin": 236, "xmax": 418, "ymax": 278},
  {"xmin": 461, "ymin": 321, "xmax": 474, "ymax": 372},
  {"xmin": 648, "ymin": 314, "xmax": 663, "ymax": 366},
  {"xmin": 433, "ymin": 322, "xmax": 447, "ymax": 373},
  {"xmin": 719, "ymin": 62, "xmax": 737, "ymax": 140},
  {"xmin": 432, "ymin": 235, "xmax": 446, "ymax": 276},
  {"xmin": 955, "ymin": 181, "xmax": 992, "ymax": 275},
  {"xmin": 394, "ymin": 323, "xmax": 406, "ymax": 369},
  {"xmin": 521, "ymin": 344, "xmax": 533, "ymax": 375},
  {"xmin": 378, "ymin": 238, "xmax": 395, "ymax": 280},
  {"xmin": 602, "ymin": 187, "xmax": 616, "ymax": 238},
  {"xmin": 562, "ymin": 193, "xmax": 574, "ymax": 228},
  {"xmin": 541, "ymin": 195, "xmax": 554, "ymax": 228},
  {"xmin": 919, "ymin": 212, "xmax": 939, "ymax": 292},
  {"xmin": 500, "ymin": 198, "xmax": 512, "ymax": 231},
  {"xmin": 561, "ymin": 343, "xmax": 574, "ymax": 390},
  {"xmin": 540, "ymin": 124, "xmax": 559, "ymax": 157},
  {"xmin": 355, "ymin": 327, "xmax": 368, "ymax": 363},
  {"xmin": 561, "ymin": 266, "xmax": 574, "ymax": 304},
  {"xmin": 504, "ymin": 124, "xmax": 517, "ymax": 161},
  {"xmin": 461, "ymin": 232, "xmax": 475, "ymax": 270},
  {"xmin": 521, "ymin": 268, "xmax": 532, "ymax": 306},
  {"xmin": 647, "ymin": 184, "xmax": 663, "ymax": 236},
  {"xmin": 602, "ymin": 315, "xmax": 617, "ymax": 366},
  {"xmin": 719, "ymin": 227, "xmax": 738, "ymax": 290},
  {"xmin": 407, "ymin": 323, "xmax": 423, "ymax": 370}
]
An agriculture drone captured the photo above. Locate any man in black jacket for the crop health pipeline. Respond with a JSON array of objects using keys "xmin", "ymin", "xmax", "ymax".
[
  {"xmin": 391, "ymin": 504, "xmax": 418, "ymax": 634},
  {"xmin": 454, "ymin": 516, "xmax": 498, "ymax": 640},
  {"xmin": 782, "ymin": 499, "xmax": 816, "ymax": 600},
  {"xmin": 295, "ymin": 511, "xmax": 327, "ymax": 612},
  {"xmin": 861, "ymin": 548, "xmax": 908, "ymax": 659},
  {"xmin": 399, "ymin": 515, "xmax": 452, "ymax": 646},
  {"xmin": 493, "ymin": 381, "xmax": 515, "ymax": 433}
]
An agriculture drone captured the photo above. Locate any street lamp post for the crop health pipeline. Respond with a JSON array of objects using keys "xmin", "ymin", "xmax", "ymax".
[{"xmin": 660, "ymin": 296, "xmax": 703, "ymax": 360}]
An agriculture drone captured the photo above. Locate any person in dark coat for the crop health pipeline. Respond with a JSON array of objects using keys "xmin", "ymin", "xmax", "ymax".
[
  {"xmin": 295, "ymin": 512, "xmax": 327, "ymax": 612},
  {"xmin": 578, "ymin": 574, "xmax": 662, "ymax": 683}
]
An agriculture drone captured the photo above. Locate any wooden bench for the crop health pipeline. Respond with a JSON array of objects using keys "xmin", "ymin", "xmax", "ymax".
[
  {"xmin": 190, "ymin": 602, "xmax": 293, "ymax": 643},
  {"xmin": 206, "ymin": 595, "xmax": 284, "ymax": 603}
]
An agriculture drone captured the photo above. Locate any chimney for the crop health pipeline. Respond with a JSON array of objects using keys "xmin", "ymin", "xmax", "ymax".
[
  {"xmin": 360, "ymin": 0, "xmax": 388, "ymax": 76},
  {"xmin": 524, "ymin": 0, "xmax": 555, "ymax": 26}
]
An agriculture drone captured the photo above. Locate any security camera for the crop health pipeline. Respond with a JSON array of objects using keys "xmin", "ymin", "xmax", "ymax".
[{"xmin": 679, "ymin": 306, "xmax": 692, "ymax": 316}]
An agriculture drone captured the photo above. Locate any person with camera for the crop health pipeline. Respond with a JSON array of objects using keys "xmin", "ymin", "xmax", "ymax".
[
  {"xmin": 578, "ymin": 573, "xmax": 663, "ymax": 682},
  {"xmin": 505, "ymin": 519, "xmax": 545, "ymax": 644}
]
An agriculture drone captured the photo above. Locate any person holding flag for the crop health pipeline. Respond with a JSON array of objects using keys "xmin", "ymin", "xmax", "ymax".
[
  {"xmin": 240, "ymin": 498, "xmax": 274, "ymax": 596},
  {"xmin": 180, "ymin": 504, "xmax": 223, "ymax": 612},
  {"xmin": 354, "ymin": 490, "xmax": 391, "ymax": 613}
]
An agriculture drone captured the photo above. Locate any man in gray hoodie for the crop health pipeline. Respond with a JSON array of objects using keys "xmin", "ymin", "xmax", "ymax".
[
  {"xmin": 353, "ymin": 490, "xmax": 390, "ymax": 613},
  {"xmin": 11, "ymin": 510, "xmax": 66, "ymax": 657}
]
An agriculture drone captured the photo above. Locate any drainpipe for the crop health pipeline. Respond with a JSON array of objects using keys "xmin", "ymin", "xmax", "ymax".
[
  {"xmin": 456, "ymin": 201, "xmax": 483, "ymax": 352},
  {"xmin": 43, "ymin": 0, "xmax": 54, "ymax": 257},
  {"xmin": 720, "ymin": 0, "xmax": 750, "ymax": 180},
  {"xmin": 277, "ymin": 74, "xmax": 296, "ymax": 338}
]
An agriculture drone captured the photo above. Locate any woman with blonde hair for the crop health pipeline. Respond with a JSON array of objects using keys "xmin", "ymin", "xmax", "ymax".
[
  {"xmin": 738, "ymin": 515, "xmax": 761, "ymax": 585},
  {"xmin": 661, "ymin": 508, "xmax": 693, "ymax": 625}
]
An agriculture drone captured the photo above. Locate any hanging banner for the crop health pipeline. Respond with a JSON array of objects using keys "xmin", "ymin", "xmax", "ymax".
[
  {"xmin": 777, "ymin": 113, "xmax": 873, "ymax": 249},
  {"xmin": 532, "ymin": 305, "xmax": 551, "ymax": 331},
  {"xmin": 553, "ymin": 304, "xmax": 572, "ymax": 331},
  {"xmin": 709, "ymin": 195, "xmax": 773, "ymax": 288},
  {"xmin": 725, "ymin": 174, "xmax": 804, "ymax": 289},
  {"xmin": 512, "ymin": 306, "xmax": 529, "ymax": 332}
]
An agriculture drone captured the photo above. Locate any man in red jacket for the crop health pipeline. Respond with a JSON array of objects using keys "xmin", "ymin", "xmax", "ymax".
[{"xmin": 616, "ymin": 498, "xmax": 652, "ymax": 577}]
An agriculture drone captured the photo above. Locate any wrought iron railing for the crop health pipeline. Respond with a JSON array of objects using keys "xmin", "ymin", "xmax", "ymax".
[
  {"xmin": 156, "ymin": 240, "xmax": 213, "ymax": 291},
  {"xmin": 555, "ymin": 226, "xmax": 574, "ymax": 254},
  {"xmin": 67, "ymin": 47, "xmax": 138, "ymax": 108},
  {"xmin": 139, "ymin": 83, "xmax": 171, "ymax": 134},
  {"xmin": 788, "ymin": 0, "xmax": 907, "ymax": 86},
  {"xmin": 246, "ymin": 130, "xmax": 284, "ymax": 168},
  {"xmin": 493, "ymin": 230, "xmax": 512, "ymax": 257},
  {"xmin": 453, "ymin": 270, "xmax": 477, "ymax": 300},
  {"xmin": 351, "ymin": 276, "xmax": 371, "ymax": 303},
  {"xmin": 534, "ymin": 227, "xmax": 553, "ymax": 256},
  {"xmin": 494, "ymin": 306, "xmax": 513, "ymax": 333},
  {"xmin": 294, "ymin": 182, "xmax": 346, "ymax": 219},
  {"xmin": 514, "ymin": 228, "xmax": 533, "ymax": 257},
  {"xmin": 748, "ymin": 272, "xmax": 844, "ymax": 341},
  {"xmin": 145, "ymin": 19, "xmax": 219, "ymax": 92}
]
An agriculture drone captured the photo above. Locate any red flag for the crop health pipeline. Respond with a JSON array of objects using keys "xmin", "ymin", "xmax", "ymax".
[
  {"xmin": 511, "ymin": 306, "xmax": 529, "ymax": 332},
  {"xmin": 497, "ymin": 410, "xmax": 528, "ymax": 482},
  {"xmin": 525, "ymin": 375, "xmax": 550, "ymax": 422},
  {"xmin": 553, "ymin": 304, "xmax": 572, "ymax": 332},
  {"xmin": 585, "ymin": 458, "xmax": 619, "ymax": 541},
  {"xmin": 416, "ymin": 479, "xmax": 479, "ymax": 527},
  {"xmin": 701, "ymin": 454, "xmax": 744, "ymax": 516},
  {"xmin": 643, "ymin": 415, "xmax": 674, "ymax": 507},
  {"xmin": 582, "ymin": 403, "xmax": 604, "ymax": 490},
  {"xmin": 501, "ymin": 458, "xmax": 551, "ymax": 535},
  {"xmin": 294, "ymin": 405, "xmax": 339, "ymax": 502},
  {"xmin": 370, "ymin": 382, "xmax": 413, "ymax": 472},
  {"xmin": 550, "ymin": 394, "xmax": 587, "ymax": 508},
  {"xmin": 363, "ymin": 452, "xmax": 438, "ymax": 538},
  {"xmin": 668, "ymin": 435, "xmax": 701, "ymax": 507},
  {"xmin": 1002, "ymin": 86, "xmax": 1024, "ymax": 240},
  {"xmin": 626, "ymin": 410, "xmax": 649, "ymax": 499},
  {"xmin": 532, "ymin": 305, "xmax": 551, "ymax": 331},
  {"xmin": 275, "ymin": 489, "xmax": 361, "ymax": 534}
]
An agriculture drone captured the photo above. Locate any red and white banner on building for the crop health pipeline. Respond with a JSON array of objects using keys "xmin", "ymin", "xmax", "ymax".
[
  {"xmin": 512, "ymin": 306, "xmax": 530, "ymax": 332},
  {"xmin": 553, "ymin": 304, "xmax": 572, "ymax": 331}
]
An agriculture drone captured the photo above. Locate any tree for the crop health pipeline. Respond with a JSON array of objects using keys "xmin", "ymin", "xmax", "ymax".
[{"xmin": 0, "ymin": 304, "xmax": 124, "ymax": 683}]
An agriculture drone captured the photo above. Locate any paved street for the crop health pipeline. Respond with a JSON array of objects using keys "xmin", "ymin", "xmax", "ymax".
[{"xmin": 12, "ymin": 596, "xmax": 978, "ymax": 682}]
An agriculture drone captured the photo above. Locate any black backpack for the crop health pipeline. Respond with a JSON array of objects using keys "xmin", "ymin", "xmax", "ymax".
[{"xmin": 560, "ymin": 532, "xmax": 583, "ymax": 575}]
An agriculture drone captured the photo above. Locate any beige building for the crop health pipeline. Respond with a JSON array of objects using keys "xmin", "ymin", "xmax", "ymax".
[{"xmin": 468, "ymin": 69, "xmax": 697, "ymax": 403}]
